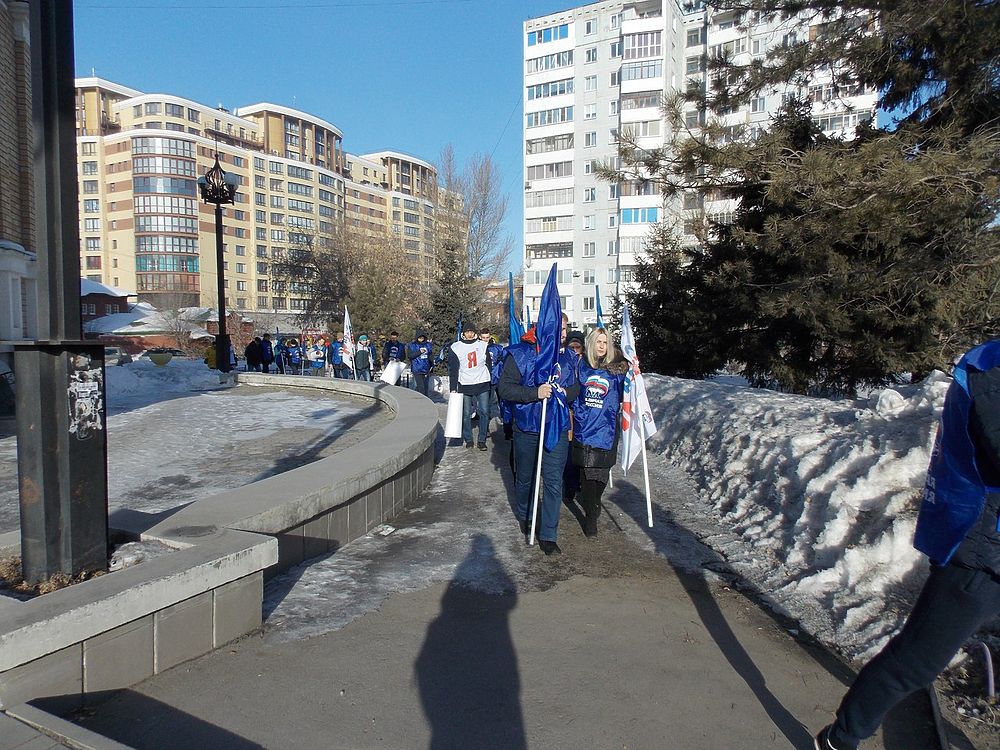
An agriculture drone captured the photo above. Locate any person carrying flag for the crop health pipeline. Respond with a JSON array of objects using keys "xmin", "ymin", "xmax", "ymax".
[
  {"xmin": 570, "ymin": 328, "xmax": 628, "ymax": 537},
  {"xmin": 498, "ymin": 265, "xmax": 579, "ymax": 556}
]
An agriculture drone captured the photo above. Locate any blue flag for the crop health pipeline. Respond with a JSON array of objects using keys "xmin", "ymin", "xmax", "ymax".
[
  {"xmin": 536, "ymin": 263, "xmax": 569, "ymax": 450},
  {"xmin": 508, "ymin": 272, "xmax": 524, "ymax": 345},
  {"xmin": 525, "ymin": 305, "xmax": 532, "ymax": 327},
  {"xmin": 595, "ymin": 284, "xmax": 605, "ymax": 329}
]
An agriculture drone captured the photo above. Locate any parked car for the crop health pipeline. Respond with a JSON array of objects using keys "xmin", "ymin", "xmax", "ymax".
[
  {"xmin": 103, "ymin": 346, "xmax": 132, "ymax": 366},
  {"xmin": 140, "ymin": 347, "xmax": 187, "ymax": 358}
]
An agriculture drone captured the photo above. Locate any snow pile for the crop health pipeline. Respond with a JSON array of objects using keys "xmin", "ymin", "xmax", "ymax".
[
  {"xmin": 105, "ymin": 358, "xmax": 225, "ymax": 414},
  {"xmin": 644, "ymin": 372, "xmax": 952, "ymax": 659}
]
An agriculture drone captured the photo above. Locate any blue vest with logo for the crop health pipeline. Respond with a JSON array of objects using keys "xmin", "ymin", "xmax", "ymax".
[
  {"xmin": 505, "ymin": 342, "xmax": 577, "ymax": 435},
  {"xmin": 914, "ymin": 340, "xmax": 1000, "ymax": 565},
  {"xmin": 573, "ymin": 361, "xmax": 625, "ymax": 451}
]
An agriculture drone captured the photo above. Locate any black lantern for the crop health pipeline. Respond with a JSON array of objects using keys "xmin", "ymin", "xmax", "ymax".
[{"xmin": 197, "ymin": 154, "xmax": 239, "ymax": 373}]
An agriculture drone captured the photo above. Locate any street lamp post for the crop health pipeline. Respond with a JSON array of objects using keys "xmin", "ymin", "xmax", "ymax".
[{"xmin": 198, "ymin": 154, "xmax": 239, "ymax": 373}]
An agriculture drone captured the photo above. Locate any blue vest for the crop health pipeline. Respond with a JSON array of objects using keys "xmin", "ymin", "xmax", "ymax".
[
  {"xmin": 505, "ymin": 343, "xmax": 576, "ymax": 435},
  {"xmin": 914, "ymin": 340, "xmax": 1000, "ymax": 565},
  {"xmin": 573, "ymin": 361, "xmax": 625, "ymax": 450},
  {"xmin": 408, "ymin": 341, "xmax": 433, "ymax": 374}
]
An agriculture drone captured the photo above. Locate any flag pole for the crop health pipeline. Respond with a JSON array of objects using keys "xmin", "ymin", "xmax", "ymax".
[
  {"xmin": 529, "ymin": 396, "xmax": 548, "ymax": 545},
  {"xmin": 640, "ymin": 427, "xmax": 652, "ymax": 527}
]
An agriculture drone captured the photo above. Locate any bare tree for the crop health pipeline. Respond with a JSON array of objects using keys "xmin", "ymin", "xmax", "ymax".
[
  {"xmin": 464, "ymin": 152, "xmax": 512, "ymax": 282},
  {"xmin": 343, "ymin": 226, "xmax": 425, "ymax": 337}
]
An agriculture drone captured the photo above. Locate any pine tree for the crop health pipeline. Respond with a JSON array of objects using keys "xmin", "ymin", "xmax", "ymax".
[
  {"xmin": 614, "ymin": 0, "xmax": 1000, "ymax": 393},
  {"xmin": 422, "ymin": 240, "xmax": 482, "ymax": 343}
]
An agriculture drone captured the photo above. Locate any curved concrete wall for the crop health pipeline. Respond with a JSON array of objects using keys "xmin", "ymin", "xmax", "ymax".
[{"xmin": 0, "ymin": 376, "xmax": 439, "ymax": 713}]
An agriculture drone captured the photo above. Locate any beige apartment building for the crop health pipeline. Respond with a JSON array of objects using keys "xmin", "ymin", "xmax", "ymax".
[
  {"xmin": 74, "ymin": 78, "xmax": 449, "ymax": 316},
  {"xmin": 0, "ymin": 0, "xmax": 37, "ymax": 372}
]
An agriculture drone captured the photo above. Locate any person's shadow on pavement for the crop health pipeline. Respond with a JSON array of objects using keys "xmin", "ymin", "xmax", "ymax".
[{"xmin": 414, "ymin": 533, "xmax": 526, "ymax": 750}]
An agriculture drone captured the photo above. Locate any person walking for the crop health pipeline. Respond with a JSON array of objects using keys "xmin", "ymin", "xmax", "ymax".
[
  {"xmin": 383, "ymin": 331, "xmax": 405, "ymax": 364},
  {"xmin": 480, "ymin": 328, "xmax": 506, "ymax": 427},
  {"xmin": 449, "ymin": 324, "xmax": 493, "ymax": 450},
  {"xmin": 497, "ymin": 313, "xmax": 579, "ymax": 556},
  {"xmin": 354, "ymin": 334, "xmax": 376, "ymax": 382},
  {"xmin": 407, "ymin": 331, "xmax": 434, "ymax": 398},
  {"xmin": 260, "ymin": 333, "xmax": 275, "ymax": 374},
  {"xmin": 287, "ymin": 339, "xmax": 302, "ymax": 375},
  {"xmin": 814, "ymin": 339, "xmax": 1000, "ymax": 750},
  {"xmin": 570, "ymin": 328, "xmax": 627, "ymax": 537},
  {"xmin": 244, "ymin": 337, "xmax": 262, "ymax": 372}
]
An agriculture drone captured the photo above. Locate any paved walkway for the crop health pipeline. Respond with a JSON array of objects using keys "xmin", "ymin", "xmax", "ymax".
[{"xmin": 20, "ymin": 405, "xmax": 942, "ymax": 749}]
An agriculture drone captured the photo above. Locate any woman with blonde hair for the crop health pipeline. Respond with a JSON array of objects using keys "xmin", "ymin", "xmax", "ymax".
[{"xmin": 569, "ymin": 327, "xmax": 628, "ymax": 536}]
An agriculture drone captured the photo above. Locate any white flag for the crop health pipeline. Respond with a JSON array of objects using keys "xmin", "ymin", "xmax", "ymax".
[
  {"xmin": 342, "ymin": 306, "xmax": 356, "ymax": 370},
  {"xmin": 619, "ymin": 305, "xmax": 658, "ymax": 472}
]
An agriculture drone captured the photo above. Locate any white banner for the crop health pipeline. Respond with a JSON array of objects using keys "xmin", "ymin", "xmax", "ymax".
[
  {"xmin": 342, "ymin": 306, "xmax": 356, "ymax": 371},
  {"xmin": 619, "ymin": 305, "xmax": 658, "ymax": 473}
]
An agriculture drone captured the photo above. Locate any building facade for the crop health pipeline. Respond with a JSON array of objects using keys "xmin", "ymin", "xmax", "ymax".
[
  {"xmin": 522, "ymin": 0, "xmax": 877, "ymax": 329},
  {"xmin": 0, "ymin": 0, "xmax": 36, "ymax": 374},
  {"xmin": 74, "ymin": 79, "xmax": 450, "ymax": 317}
]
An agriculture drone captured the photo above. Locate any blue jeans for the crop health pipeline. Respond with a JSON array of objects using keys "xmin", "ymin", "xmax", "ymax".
[
  {"xmin": 356, "ymin": 368, "xmax": 371, "ymax": 381},
  {"xmin": 831, "ymin": 564, "xmax": 1000, "ymax": 747},
  {"xmin": 462, "ymin": 390, "xmax": 491, "ymax": 445},
  {"xmin": 512, "ymin": 426, "xmax": 568, "ymax": 543}
]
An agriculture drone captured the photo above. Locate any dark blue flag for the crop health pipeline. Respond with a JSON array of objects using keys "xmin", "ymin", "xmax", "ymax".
[
  {"xmin": 536, "ymin": 263, "xmax": 568, "ymax": 450},
  {"xmin": 508, "ymin": 272, "xmax": 524, "ymax": 345},
  {"xmin": 595, "ymin": 284, "xmax": 605, "ymax": 329}
]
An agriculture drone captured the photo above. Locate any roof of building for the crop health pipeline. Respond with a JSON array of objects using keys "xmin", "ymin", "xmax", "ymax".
[{"xmin": 81, "ymin": 279, "xmax": 133, "ymax": 298}]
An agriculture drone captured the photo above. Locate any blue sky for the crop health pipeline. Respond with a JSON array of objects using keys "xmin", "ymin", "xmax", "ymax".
[{"xmin": 73, "ymin": 0, "xmax": 569, "ymax": 276}]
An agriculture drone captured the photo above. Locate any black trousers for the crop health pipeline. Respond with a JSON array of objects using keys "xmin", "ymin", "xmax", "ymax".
[
  {"xmin": 831, "ymin": 564, "xmax": 1000, "ymax": 747},
  {"xmin": 580, "ymin": 476, "xmax": 607, "ymax": 528}
]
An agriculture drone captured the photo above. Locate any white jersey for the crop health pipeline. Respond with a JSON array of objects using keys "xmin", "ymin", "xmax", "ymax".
[{"xmin": 451, "ymin": 339, "xmax": 490, "ymax": 386}]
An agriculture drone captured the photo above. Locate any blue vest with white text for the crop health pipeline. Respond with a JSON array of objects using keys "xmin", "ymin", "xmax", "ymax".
[{"xmin": 573, "ymin": 361, "xmax": 625, "ymax": 451}]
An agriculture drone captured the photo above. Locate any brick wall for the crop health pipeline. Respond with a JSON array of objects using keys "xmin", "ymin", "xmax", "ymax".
[{"xmin": 0, "ymin": 1, "xmax": 33, "ymax": 250}]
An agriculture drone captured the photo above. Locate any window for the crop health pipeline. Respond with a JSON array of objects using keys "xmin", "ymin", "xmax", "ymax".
[
  {"xmin": 582, "ymin": 297, "xmax": 595, "ymax": 312},
  {"xmin": 85, "ymin": 256, "xmax": 101, "ymax": 269},
  {"xmin": 235, "ymin": 262, "xmax": 246, "ymax": 274},
  {"xmin": 582, "ymin": 242, "xmax": 596, "ymax": 258},
  {"xmin": 526, "ymin": 22, "xmax": 568, "ymax": 46},
  {"xmin": 620, "ymin": 207, "xmax": 658, "ymax": 224},
  {"xmin": 83, "ymin": 180, "xmax": 98, "ymax": 194},
  {"xmin": 83, "ymin": 199, "xmax": 99, "ymax": 213},
  {"xmin": 610, "ymin": 41, "xmax": 622, "ymax": 57},
  {"xmin": 623, "ymin": 31, "xmax": 661, "ymax": 60},
  {"xmin": 235, "ymin": 245, "xmax": 246, "ymax": 256},
  {"xmin": 526, "ymin": 106, "xmax": 574, "ymax": 128},
  {"xmin": 144, "ymin": 102, "xmax": 162, "ymax": 116},
  {"xmin": 751, "ymin": 96, "xmax": 766, "ymax": 113},
  {"xmin": 236, "ymin": 281, "xmax": 247, "ymax": 292},
  {"xmin": 526, "ymin": 160, "xmax": 573, "ymax": 180},
  {"xmin": 609, "ymin": 184, "xmax": 619, "ymax": 199},
  {"xmin": 525, "ymin": 133, "xmax": 574, "ymax": 154},
  {"xmin": 687, "ymin": 28, "xmax": 705, "ymax": 47},
  {"xmin": 585, "ymin": 47, "xmax": 598, "ymax": 63},
  {"xmin": 584, "ymin": 131, "xmax": 597, "ymax": 147},
  {"xmin": 85, "ymin": 237, "xmax": 101, "ymax": 251},
  {"xmin": 525, "ymin": 50, "xmax": 573, "ymax": 74},
  {"xmin": 257, "ymin": 262, "xmax": 269, "ymax": 274},
  {"xmin": 527, "ymin": 77, "xmax": 574, "ymax": 100},
  {"xmin": 608, "ymin": 240, "xmax": 618, "ymax": 256},
  {"xmin": 165, "ymin": 102, "xmax": 183, "ymax": 117},
  {"xmin": 621, "ymin": 60, "xmax": 663, "ymax": 82},
  {"xmin": 583, "ymin": 215, "xmax": 595, "ymax": 230},
  {"xmin": 584, "ymin": 19, "xmax": 596, "ymax": 35},
  {"xmin": 84, "ymin": 218, "xmax": 100, "ymax": 232},
  {"xmin": 584, "ymin": 104, "xmax": 597, "ymax": 120},
  {"xmin": 81, "ymin": 142, "xmax": 96, "ymax": 155},
  {"xmin": 82, "ymin": 161, "xmax": 98, "ymax": 175},
  {"xmin": 583, "ymin": 187, "xmax": 596, "ymax": 202},
  {"xmin": 187, "ymin": 108, "xmax": 200, "ymax": 123},
  {"xmin": 609, "ymin": 214, "xmax": 617, "ymax": 227},
  {"xmin": 752, "ymin": 39, "xmax": 762, "ymax": 55},
  {"xmin": 585, "ymin": 75, "xmax": 597, "ymax": 92},
  {"xmin": 583, "ymin": 269, "xmax": 595, "ymax": 284},
  {"xmin": 610, "ymin": 71, "xmax": 619, "ymax": 87}
]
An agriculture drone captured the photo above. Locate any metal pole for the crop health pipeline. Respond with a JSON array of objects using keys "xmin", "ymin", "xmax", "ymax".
[
  {"xmin": 214, "ymin": 203, "xmax": 231, "ymax": 373},
  {"xmin": 15, "ymin": 0, "xmax": 109, "ymax": 583}
]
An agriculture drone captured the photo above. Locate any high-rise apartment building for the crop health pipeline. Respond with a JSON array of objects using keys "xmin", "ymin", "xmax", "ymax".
[
  {"xmin": 73, "ymin": 78, "xmax": 448, "ymax": 315},
  {"xmin": 522, "ymin": 0, "xmax": 876, "ymax": 329}
]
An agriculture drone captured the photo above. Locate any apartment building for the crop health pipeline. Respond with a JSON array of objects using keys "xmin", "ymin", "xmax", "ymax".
[
  {"xmin": 522, "ymin": 0, "xmax": 877, "ymax": 329},
  {"xmin": 0, "ymin": 0, "xmax": 36, "ymax": 373},
  {"xmin": 74, "ymin": 78, "xmax": 448, "ymax": 317}
]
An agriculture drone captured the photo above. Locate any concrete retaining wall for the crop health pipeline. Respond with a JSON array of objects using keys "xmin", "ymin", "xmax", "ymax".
[{"xmin": 0, "ymin": 376, "xmax": 438, "ymax": 714}]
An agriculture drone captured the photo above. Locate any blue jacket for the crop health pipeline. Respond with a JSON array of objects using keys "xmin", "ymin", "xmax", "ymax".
[
  {"xmin": 287, "ymin": 345, "xmax": 301, "ymax": 365},
  {"xmin": 572, "ymin": 359, "xmax": 627, "ymax": 451},
  {"xmin": 260, "ymin": 339, "xmax": 274, "ymax": 363},
  {"xmin": 328, "ymin": 340, "xmax": 344, "ymax": 366},
  {"xmin": 498, "ymin": 342, "xmax": 579, "ymax": 435},
  {"xmin": 914, "ymin": 340, "xmax": 1000, "ymax": 565},
  {"xmin": 383, "ymin": 340, "xmax": 405, "ymax": 362},
  {"xmin": 487, "ymin": 342, "xmax": 506, "ymax": 385},
  {"xmin": 407, "ymin": 340, "xmax": 433, "ymax": 374}
]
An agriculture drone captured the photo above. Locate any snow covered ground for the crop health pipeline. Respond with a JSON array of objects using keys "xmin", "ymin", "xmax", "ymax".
[
  {"xmin": 640, "ymin": 372, "xmax": 951, "ymax": 662},
  {"xmin": 0, "ymin": 359, "xmax": 389, "ymax": 533}
]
